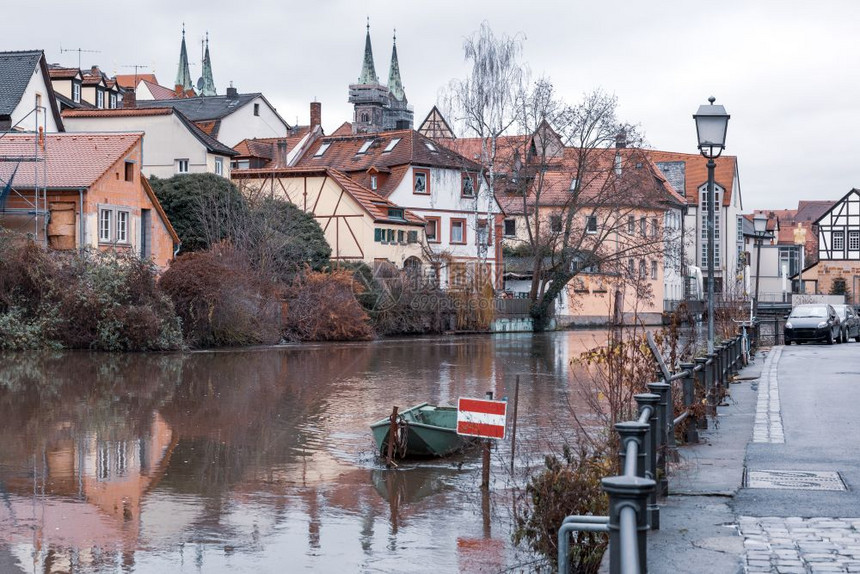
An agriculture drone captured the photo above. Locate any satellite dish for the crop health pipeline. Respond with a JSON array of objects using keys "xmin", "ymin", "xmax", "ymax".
[{"xmin": 197, "ymin": 77, "xmax": 204, "ymax": 90}]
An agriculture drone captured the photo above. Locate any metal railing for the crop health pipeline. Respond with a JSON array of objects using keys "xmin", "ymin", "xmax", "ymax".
[{"xmin": 557, "ymin": 330, "xmax": 747, "ymax": 573}]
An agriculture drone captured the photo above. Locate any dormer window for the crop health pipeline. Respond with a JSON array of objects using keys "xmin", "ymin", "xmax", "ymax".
[
  {"xmin": 72, "ymin": 82, "xmax": 81, "ymax": 103},
  {"xmin": 314, "ymin": 142, "xmax": 331, "ymax": 157},
  {"xmin": 96, "ymin": 90, "xmax": 104, "ymax": 109},
  {"xmin": 383, "ymin": 138, "xmax": 401, "ymax": 152},
  {"xmin": 370, "ymin": 175, "xmax": 378, "ymax": 190},
  {"xmin": 388, "ymin": 208, "xmax": 405, "ymax": 220},
  {"xmin": 357, "ymin": 140, "xmax": 373, "ymax": 154}
]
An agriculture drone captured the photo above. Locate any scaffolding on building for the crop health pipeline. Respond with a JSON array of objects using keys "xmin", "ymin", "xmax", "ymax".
[{"xmin": 0, "ymin": 96, "xmax": 49, "ymax": 245}]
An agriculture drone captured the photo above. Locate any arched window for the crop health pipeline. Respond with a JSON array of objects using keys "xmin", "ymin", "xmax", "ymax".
[{"xmin": 404, "ymin": 256, "xmax": 422, "ymax": 277}]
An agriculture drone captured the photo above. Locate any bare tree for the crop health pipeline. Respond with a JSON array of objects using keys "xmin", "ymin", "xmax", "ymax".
[
  {"xmin": 443, "ymin": 22, "xmax": 526, "ymax": 265},
  {"xmin": 498, "ymin": 84, "xmax": 682, "ymax": 331}
]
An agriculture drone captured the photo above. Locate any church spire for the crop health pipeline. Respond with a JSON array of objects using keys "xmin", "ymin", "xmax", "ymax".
[
  {"xmin": 358, "ymin": 18, "xmax": 378, "ymax": 84},
  {"xmin": 175, "ymin": 24, "xmax": 193, "ymax": 92},
  {"xmin": 198, "ymin": 32, "xmax": 216, "ymax": 96},
  {"xmin": 387, "ymin": 29, "xmax": 405, "ymax": 101}
]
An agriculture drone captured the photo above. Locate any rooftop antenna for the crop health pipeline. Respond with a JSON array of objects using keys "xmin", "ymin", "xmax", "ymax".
[
  {"xmin": 122, "ymin": 64, "xmax": 151, "ymax": 90},
  {"xmin": 59, "ymin": 46, "xmax": 101, "ymax": 70}
]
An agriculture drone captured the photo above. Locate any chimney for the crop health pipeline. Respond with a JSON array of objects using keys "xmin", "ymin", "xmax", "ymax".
[
  {"xmin": 277, "ymin": 139, "xmax": 287, "ymax": 167},
  {"xmin": 175, "ymin": 84, "xmax": 184, "ymax": 97},
  {"xmin": 615, "ymin": 129, "xmax": 627, "ymax": 149},
  {"xmin": 122, "ymin": 89, "xmax": 136, "ymax": 109},
  {"xmin": 226, "ymin": 86, "xmax": 238, "ymax": 99},
  {"xmin": 310, "ymin": 101, "xmax": 321, "ymax": 129}
]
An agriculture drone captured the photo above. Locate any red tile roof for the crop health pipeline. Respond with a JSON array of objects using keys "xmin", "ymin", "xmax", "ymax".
[
  {"xmin": 114, "ymin": 73, "xmax": 158, "ymax": 89},
  {"xmin": 448, "ymin": 135, "xmax": 685, "ymax": 214},
  {"xmin": 48, "ymin": 66, "xmax": 81, "ymax": 79},
  {"xmin": 647, "ymin": 150, "xmax": 738, "ymax": 207},
  {"xmin": 232, "ymin": 167, "xmax": 424, "ymax": 226},
  {"xmin": 140, "ymin": 79, "xmax": 177, "ymax": 100},
  {"xmin": 295, "ymin": 129, "xmax": 481, "ymax": 197},
  {"xmin": 232, "ymin": 128, "xmax": 312, "ymax": 164},
  {"xmin": 331, "ymin": 122, "xmax": 353, "ymax": 137},
  {"xmin": 0, "ymin": 132, "xmax": 141, "ymax": 188},
  {"xmin": 63, "ymin": 107, "xmax": 173, "ymax": 118}
]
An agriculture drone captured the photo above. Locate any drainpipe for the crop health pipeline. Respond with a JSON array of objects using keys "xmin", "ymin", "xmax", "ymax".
[{"xmin": 78, "ymin": 188, "xmax": 85, "ymax": 250}]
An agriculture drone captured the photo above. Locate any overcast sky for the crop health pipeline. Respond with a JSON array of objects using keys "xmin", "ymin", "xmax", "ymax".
[{"xmin": 9, "ymin": 0, "xmax": 859, "ymax": 211}]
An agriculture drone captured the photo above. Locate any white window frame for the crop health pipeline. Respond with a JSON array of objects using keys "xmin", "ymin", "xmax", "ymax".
[
  {"xmin": 383, "ymin": 138, "xmax": 401, "ymax": 153},
  {"xmin": 585, "ymin": 215, "xmax": 597, "ymax": 234},
  {"xmin": 116, "ymin": 211, "xmax": 129, "ymax": 243},
  {"xmin": 849, "ymin": 231, "xmax": 860, "ymax": 251},
  {"xmin": 109, "ymin": 93, "xmax": 117, "ymax": 109},
  {"xmin": 833, "ymin": 230, "xmax": 845, "ymax": 251},
  {"xmin": 176, "ymin": 159, "xmax": 189, "ymax": 174},
  {"xmin": 99, "ymin": 205, "xmax": 131, "ymax": 244},
  {"xmin": 99, "ymin": 209, "xmax": 112, "ymax": 242},
  {"xmin": 72, "ymin": 82, "xmax": 81, "ymax": 103},
  {"xmin": 357, "ymin": 140, "xmax": 373, "ymax": 154},
  {"xmin": 214, "ymin": 157, "xmax": 223, "ymax": 176},
  {"xmin": 96, "ymin": 90, "xmax": 104, "ymax": 109}
]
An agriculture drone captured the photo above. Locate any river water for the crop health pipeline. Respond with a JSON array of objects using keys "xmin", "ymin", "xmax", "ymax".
[{"xmin": 0, "ymin": 330, "xmax": 616, "ymax": 574}]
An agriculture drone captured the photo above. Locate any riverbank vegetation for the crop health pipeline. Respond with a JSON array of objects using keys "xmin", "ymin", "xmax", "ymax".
[{"xmin": 0, "ymin": 174, "xmax": 494, "ymax": 350}]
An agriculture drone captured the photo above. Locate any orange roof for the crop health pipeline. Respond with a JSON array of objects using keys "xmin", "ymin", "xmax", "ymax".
[
  {"xmin": 114, "ymin": 73, "xmax": 158, "ymax": 89},
  {"xmin": 647, "ymin": 150, "xmax": 738, "ymax": 207},
  {"xmin": 63, "ymin": 107, "xmax": 173, "ymax": 118},
  {"xmin": 0, "ymin": 132, "xmax": 141, "ymax": 188},
  {"xmin": 232, "ymin": 167, "xmax": 424, "ymax": 226},
  {"xmin": 140, "ymin": 79, "xmax": 177, "ymax": 100},
  {"xmin": 295, "ymin": 129, "xmax": 480, "ymax": 197},
  {"xmin": 48, "ymin": 66, "xmax": 80, "ymax": 79},
  {"xmin": 331, "ymin": 122, "xmax": 353, "ymax": 137},
  {"xmin": 448, "ymin": 135, "xmax": 685, "ymax": 214},
  {"xmin": 232, "ymin": 128, "xmax": 312, "ymax": 164}
]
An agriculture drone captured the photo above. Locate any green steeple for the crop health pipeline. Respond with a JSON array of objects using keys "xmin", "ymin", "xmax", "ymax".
[
  {"xmin": 175, "ymin": 24, "xmax": 193, "ymax": 91},
  {"xmin": 387, "ymin": 30, "xmax": 405, "ymax": 101},
  {"xmin": 358, "ymin": 19, "xmax": 378, "ymax": 85},
  {"xmin": 198, "ymin": 32, "xmax": 216, "ymax": 96}
]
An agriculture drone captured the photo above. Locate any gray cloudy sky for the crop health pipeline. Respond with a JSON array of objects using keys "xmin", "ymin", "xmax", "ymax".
[{"xmin": 9, "ymin": 0, "xmax": 860, "ymax": 211}]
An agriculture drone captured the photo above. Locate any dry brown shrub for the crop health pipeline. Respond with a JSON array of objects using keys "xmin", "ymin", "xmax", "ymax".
[
  {"xmin": 283, "ymin": 270, "xmax": 372, "ymax": 341},
  {"xmin": 159, "ymin": 244, "xmax": 282, "ymax": 347}
]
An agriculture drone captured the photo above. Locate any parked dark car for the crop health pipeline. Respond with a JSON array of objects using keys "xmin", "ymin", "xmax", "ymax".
[
  {"xmin": 833, "ymin": 304, "xmax": 860, "ymax": 343},
  {"xmin": 784, "ymin": 304, "xmax": 841, "ymax": 345}
]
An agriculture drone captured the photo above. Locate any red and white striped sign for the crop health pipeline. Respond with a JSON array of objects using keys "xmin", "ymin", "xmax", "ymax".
[{"xmin": 457, "ymin": 397, "xmax": 507, "ymax": 439}]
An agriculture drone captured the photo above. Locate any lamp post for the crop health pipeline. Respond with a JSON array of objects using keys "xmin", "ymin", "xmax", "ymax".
[
  {"xmin": 694, "ymin": 97, "xmax": 730, "ymax": 355},
  {"xmin": 753, "ymin": 213, "xmax": 768, "ymax": 320}
]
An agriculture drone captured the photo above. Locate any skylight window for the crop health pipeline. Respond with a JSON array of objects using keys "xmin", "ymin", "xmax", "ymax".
[
  {"xmin": 357, "ymin": 140, "xmax": 374, "ymax": 154},
  {"xmin": 424, "ymin": 141, "xmax": 437, "ymax": 152},
  {"xmin": 383, "ymin": 138, "xmax": 401, "ymax": 152},
  {"xmin": 314, "ymin": 142, "xmax": 331, "ymax": 157}
]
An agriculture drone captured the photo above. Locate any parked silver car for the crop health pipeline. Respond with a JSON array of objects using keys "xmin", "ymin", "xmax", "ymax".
[
  {"xmin": 784, "ymin": 304, "xmax": 841, "ymax": 345},
  {"xmin": 833, "ymin": 304, "xmax": 860, "ymax": 343}
]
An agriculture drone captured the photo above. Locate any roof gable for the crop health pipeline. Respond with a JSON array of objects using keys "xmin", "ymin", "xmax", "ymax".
[
  {"xmin": 649, "ymin": 150, "xmax": 738, "ymax": 207},
  {"xmin": 0, "ymin": 50, "xmax": 43, "ymax": 117},
  {"xmin": 418, "ymin": 106, "xmax": 455, "ymax": 140},
  {"xmin": 814, "ymin": 189, "xmax": 860, "ymax": 225}
]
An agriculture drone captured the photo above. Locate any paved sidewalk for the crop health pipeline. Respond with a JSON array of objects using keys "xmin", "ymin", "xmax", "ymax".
[
  {"xmin": 646, "ymin": 342, "xmax": 860, "ymax": 574},
  {"xmin": 644, "ymin": 349, "xmax": 764, "ymax": 574}
]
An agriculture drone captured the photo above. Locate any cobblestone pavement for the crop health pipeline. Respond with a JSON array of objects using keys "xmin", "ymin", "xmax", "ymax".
[
  {"xmin": 753, "ymin": 346, "xmax": 785, "ymax": 444},
  {"xmin": 739, "ymin": 516, "xmax": 860, "ymax": 573}
]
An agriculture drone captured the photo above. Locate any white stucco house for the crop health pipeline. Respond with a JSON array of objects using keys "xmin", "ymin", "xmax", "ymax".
[
  {"xmin": 62, "ymin": 107, "xmax": 237, "ymax": 179},
  {"xmin": 0, "ymin": 50, "xmax": 64, "ymax": 133}
]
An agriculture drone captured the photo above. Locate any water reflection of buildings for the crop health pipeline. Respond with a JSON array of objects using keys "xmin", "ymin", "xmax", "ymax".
[
  {"xmin": 0, "ymin": 412, "xmax": 175, "ymax": 571},
  {"xmin": 0, "ymin": 335, "xmax": 614, "ymax": 572}
]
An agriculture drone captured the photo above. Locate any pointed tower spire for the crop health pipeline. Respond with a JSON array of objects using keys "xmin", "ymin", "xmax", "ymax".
[
  {"xmin": 387, "ymin": 29, "xmax": 405, "ymax": 101},
  {"xmin": 175, "ymin": 24, "xmax": 193, "ymax": 92},
  {"xmin": 358, "ymin": 18, "xmax": 378, "ymax": 84},
  {"xmin": 198, "ymin": 32, "xmax": 216, "ymax": 96}
]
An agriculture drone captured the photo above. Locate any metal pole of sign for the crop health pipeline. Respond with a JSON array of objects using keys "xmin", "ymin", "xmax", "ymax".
[
  {"xmin": 482, "ymin": 391, "xmax": 493, "ymax": 489},
  {"xmin": 510, "ymin": 376, "xmax": 520, "ymax": 475},
  {"xmin": 706, "ymin": 158, "xmax": 716, "ymax": 354}
]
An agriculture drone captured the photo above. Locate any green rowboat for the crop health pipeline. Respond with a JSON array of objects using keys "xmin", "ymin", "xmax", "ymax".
[{"xmin": 370, "ymin": 403, "xmax": 476, "ymax": 459}]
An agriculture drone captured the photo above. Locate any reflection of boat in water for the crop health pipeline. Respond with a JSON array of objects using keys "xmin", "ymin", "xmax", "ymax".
[
  {"xmin": 370, "ymin": 403, "xmax": 476, "ymax": 458},
  {"xmin": 370, "ymin": 468, "xmax": 456, "ymax": 505}
]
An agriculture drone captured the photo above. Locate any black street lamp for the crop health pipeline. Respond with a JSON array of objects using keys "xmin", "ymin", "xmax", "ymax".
[
  {"xmin": 753, "ymin": 213, "xmax": 768, "ymax": 319},
  {"xmin": 694, "ymin": 97, "xmax": 730, "ymax": 354}
]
